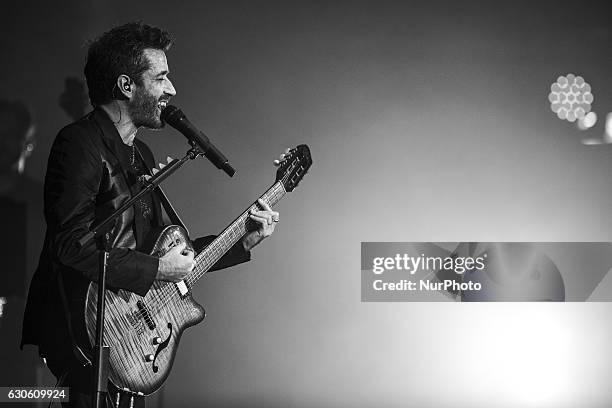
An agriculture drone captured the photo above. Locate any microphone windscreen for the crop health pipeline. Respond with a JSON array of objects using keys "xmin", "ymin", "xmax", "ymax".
[{"xmin": 160, "ymin": 104, "xmax": 183, "ymax": 126}]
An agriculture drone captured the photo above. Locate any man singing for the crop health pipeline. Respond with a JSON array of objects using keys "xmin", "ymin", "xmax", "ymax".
[{"xmin": 21, "ymin": 22, "xmax": 279, "ymax": 407}]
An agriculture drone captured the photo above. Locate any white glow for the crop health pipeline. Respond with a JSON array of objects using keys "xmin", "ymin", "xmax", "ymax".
[
  {"xmin": 464, "ymin": 306, "xmax": 573, "ymax": 407},
  {"xmin": 605, "ymin": 113, "xmax": 612, "ymax": 143},
  {"xmin": 581, "ymin": 137, "xmax": 603, "ymax": 145},
  {"xmin": 514, "ymin": 315, "xmax": 572, "ymax": 406},
  {"xmin": 577, "ymin": 111, "xmax": 597, "ymax": 130}
]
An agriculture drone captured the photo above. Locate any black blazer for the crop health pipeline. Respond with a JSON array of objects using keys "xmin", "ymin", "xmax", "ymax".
[{"xmin": 21, "ymin": 108, "xmax": 249, "ymax": 359}]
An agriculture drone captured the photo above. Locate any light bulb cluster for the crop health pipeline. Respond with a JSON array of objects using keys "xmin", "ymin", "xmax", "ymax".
[
  {"xmin": 549, "ymin": 74, "xmax": 593, "ymax": 122},
  {"xmin": 547, "ymin": 73, "xmax": 612, "ymax": 145}
]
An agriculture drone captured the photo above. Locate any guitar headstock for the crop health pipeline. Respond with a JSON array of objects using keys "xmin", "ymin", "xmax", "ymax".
[{"xmin": 274, "ymin": 144, "xmax": 312, "ymax": 192}]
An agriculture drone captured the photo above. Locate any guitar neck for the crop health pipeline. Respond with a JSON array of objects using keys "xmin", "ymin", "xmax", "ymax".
[{"xmin": 185, "ymin": 181, "xmax": 286, "ymax": 287}]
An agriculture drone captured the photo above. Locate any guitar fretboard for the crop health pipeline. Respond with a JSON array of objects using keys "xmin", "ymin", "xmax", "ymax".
[{"xmin": 185, "ymin": 181, "xmax": 286, "ymax": 288}]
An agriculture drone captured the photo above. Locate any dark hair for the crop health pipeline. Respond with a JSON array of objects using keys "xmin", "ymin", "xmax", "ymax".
[{"xmin": 84, "ymin": 22, "xmax": 172, "ymax": 106}]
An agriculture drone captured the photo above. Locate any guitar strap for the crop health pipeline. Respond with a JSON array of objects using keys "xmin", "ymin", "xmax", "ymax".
[{"xmin": 134, "ymin": 144, "xmax": 189, "ymax": 234}]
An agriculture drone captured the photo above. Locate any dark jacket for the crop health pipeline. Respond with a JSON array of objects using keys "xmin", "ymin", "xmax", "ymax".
[{"xmin": 21, "ymin": 108, "xmax": 249, "ymax": 359}]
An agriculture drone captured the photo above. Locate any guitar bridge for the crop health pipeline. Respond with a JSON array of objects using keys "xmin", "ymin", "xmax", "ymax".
[{"xmin": 127, "ymin": 311, "xmax": 145, "ymax": 335}]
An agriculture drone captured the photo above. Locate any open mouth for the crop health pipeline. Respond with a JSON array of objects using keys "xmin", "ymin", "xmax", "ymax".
[{"xmin": 157, "ymin": 100, "xmax": 168, "ymax": 111}]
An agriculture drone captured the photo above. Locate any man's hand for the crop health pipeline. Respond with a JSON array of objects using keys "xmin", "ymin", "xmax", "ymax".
[
  {"xmin": 242, "ymin": 198, "xmax": 279, "ymax": 252},
  {"xmin": 156, "ymin": 243, "xmax": 195, "ymax": 282}
]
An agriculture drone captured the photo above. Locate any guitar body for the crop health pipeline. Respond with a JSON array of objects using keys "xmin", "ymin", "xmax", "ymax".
[{"xmin": 84, "ymin": 225, "xmax": 206, "ymax": 395}]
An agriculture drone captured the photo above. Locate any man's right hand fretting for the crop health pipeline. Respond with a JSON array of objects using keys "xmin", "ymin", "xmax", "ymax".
[{"xmin": 156, "ymin": 243, "xmax": 194, "ymax": 282}]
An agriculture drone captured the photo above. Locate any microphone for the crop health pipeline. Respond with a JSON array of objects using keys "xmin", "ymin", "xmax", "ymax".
[{"xmin": 161, "ymin": 105, "xmax": 235, "ymax": 177}]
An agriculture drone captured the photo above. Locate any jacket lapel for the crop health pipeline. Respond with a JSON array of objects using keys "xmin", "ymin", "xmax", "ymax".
[{"xmin": 90, "ymin": 108, "xmax": 136, "ymax": 196}]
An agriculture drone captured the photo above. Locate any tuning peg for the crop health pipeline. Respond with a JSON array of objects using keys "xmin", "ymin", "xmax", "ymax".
[
  {"xmin": 285, "ymin": 148, "xmax": 291, "ymax": 153},
  {"xmin": 158, "ymin": 162, "xmax": 166, "ymax": 169},
  {"xmin": 280, "ymin": 153, "xmax": 286, "ymax": 160},
  {"xmin": 273, "ymin": 159, "xmax": 280, "ymax": 166},
  {"xmin": 152, "ymin": 168, "xmax": 160, "ymax": 175}
]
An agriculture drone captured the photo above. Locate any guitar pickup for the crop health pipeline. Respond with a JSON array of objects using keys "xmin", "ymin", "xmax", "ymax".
[{"xmin": 136, "ymin": 300, "xmax": 156, "ymax": 330}]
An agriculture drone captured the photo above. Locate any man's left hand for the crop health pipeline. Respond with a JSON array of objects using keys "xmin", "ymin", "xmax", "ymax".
[{"xmin": 242, "ymin": 198, "xmax": 279, "ymax": 251}]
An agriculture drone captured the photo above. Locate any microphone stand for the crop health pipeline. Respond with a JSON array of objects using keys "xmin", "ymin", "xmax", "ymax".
[{"xmin": 78, "ymin": 145, "xmax": 204, "ymax": 408}]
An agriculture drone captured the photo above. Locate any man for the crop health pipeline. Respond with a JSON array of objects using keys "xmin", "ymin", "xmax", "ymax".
[{"xmin": 21, "ymin": 22, "xmax": 279, "ymax": 407}]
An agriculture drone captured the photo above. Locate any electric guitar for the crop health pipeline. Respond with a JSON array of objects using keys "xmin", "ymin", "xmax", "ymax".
[{"xmin": 82, "ymin": 144, "xmax": 312, "ymax": 395}]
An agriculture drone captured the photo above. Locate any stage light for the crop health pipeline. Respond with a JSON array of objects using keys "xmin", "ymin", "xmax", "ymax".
[
  {"xmin": 604, "ymin": 113, "xmax": 612, "ymax": 143},
  {"xmin": 577, "ymin": 111, "xmax": 597, "ymax": 130},
  {"xmin": 549, "ymin": 74, "xmax": 593, "ymax": 122}
]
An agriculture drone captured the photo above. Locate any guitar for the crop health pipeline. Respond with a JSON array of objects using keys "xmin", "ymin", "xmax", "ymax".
[{"xmin": 82, "ymin": 144, "xmax": 312, "ymax": 395}]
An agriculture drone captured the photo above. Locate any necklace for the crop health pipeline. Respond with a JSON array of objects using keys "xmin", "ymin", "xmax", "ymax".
[{"xmin": 130, "ymin": 143, "xmax": 136, "ymax": 167}]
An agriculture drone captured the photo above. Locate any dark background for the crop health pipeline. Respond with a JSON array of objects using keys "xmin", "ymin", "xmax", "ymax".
[{"xmin": 3, "ymin": 1, "xmax": 612, "ymax": 407}]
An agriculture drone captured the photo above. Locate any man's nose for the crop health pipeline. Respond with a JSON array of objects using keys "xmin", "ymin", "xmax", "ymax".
[{"xmin": 165, "ymin": 79, "xmax": 176, "ymax": 96}]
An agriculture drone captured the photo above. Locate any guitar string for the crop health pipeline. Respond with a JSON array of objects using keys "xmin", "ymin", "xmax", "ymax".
[
  {"xmin": 102, "ymin": 161, "xmax": 301, "ymax": 378},
  {"xmin": 150, "ymin": 182, "xmax": 285, "ymax": 314},
  {"xmin": 122, "ymin": 185, "xmax": 287, "ymax": 344},
  {"xmin": 146, "ymin": 197, "xmax": 268, "ymax": 306},
  {"xmin": 124, "ymin": 158, "xmax": 295, "ymax": 324},
  {"xmin": 130, "ymin": 174, "xmax": 291, "ymax": 322},
  {"xmin": 152, "ymin": 183, "xmax": 284, "ymax": 305},
  {"xmin": 106, "ymin": 182, "xmax": 287, "ymax": 342},
  {"xmin": 128, "ymin": 179, "xmax": 289, "ymax": 322},
  {"xmin": 128, "ymin": 185, "xmax": 282, "ymax": 324}
]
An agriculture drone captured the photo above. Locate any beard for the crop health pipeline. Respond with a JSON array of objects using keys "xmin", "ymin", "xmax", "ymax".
[{"xmin": 128, "ymin": 87, "xmax": 165, "ymax": 129}]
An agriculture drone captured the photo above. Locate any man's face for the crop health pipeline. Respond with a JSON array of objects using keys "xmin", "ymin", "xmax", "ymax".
[{"xmin": 128, "ymin": 48, "xmax": 176, "ymax": 129}]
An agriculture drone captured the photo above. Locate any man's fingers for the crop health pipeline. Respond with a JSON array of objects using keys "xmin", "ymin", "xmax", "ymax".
[
  {"xmin": 252, "ymin": 209, "xmax": 279, "ymax": 222},
  {"xmin": 249, "ymin": 213, "xmax": 269, "ymax": 223},
  {"xmin": 171, "ymin": 243, "xmax": 184, "ymax": 253},
  {"xmin": 249, "ymin": 213, "xmax": 272, "ymax": 226},
  {"xmin": 182, "ymin": 249, "xmax": 194, "ymax": 260},
  {"xmin": 250, "ymin": 210, "xmax": 271, "ymax": 217},
  {"xmin": 257, "ymin": 198, "xmax": 272, "ymax": 211},
  {"xmin": 173, "ymin": 242, "xmax": 190, "ymax": 253}
]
